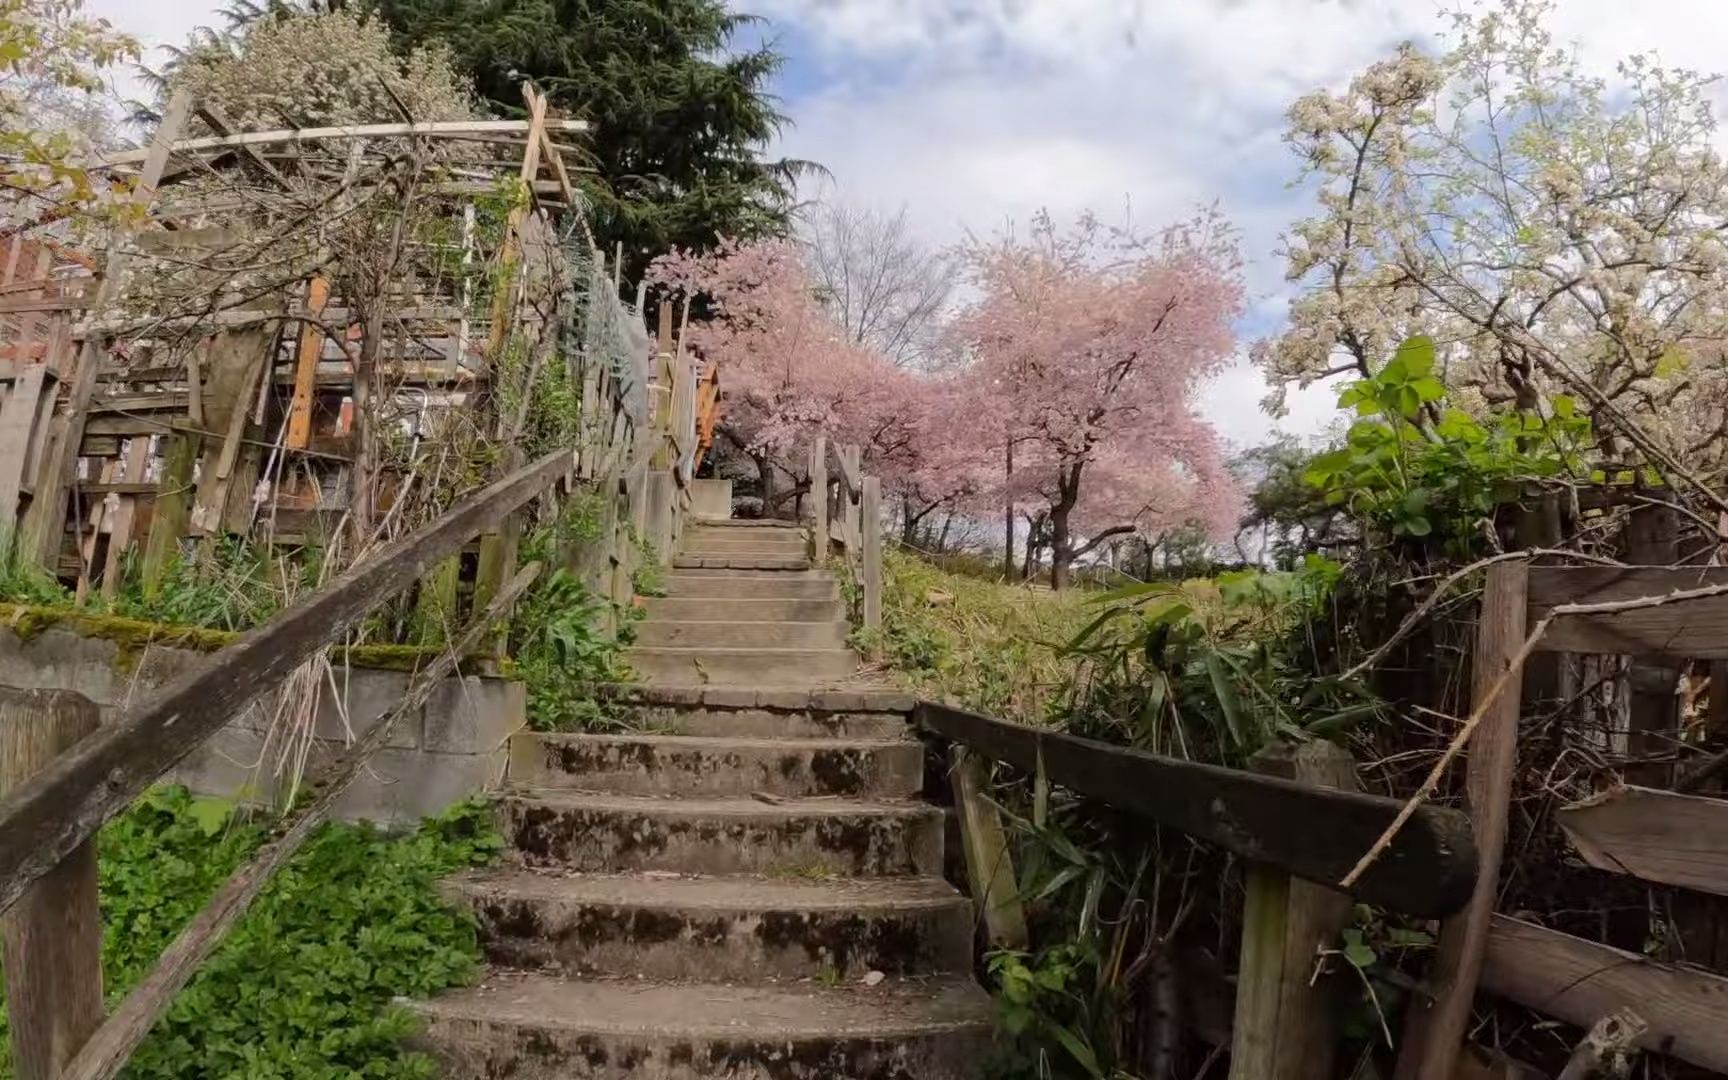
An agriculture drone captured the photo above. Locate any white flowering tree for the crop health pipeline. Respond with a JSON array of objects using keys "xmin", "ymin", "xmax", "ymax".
[
  {"xmin": 1260, "ymin": 0, "xmax": 1728, "ymax": 502},
  {"xmin": 166, "ymin": 9, "xmax": 476, "ymax": 129},
  {"xmin": 0, "ymin": 0, "xmax": 137, "ymax": 225}
]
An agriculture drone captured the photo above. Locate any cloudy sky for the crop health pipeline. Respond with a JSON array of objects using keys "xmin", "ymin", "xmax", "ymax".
[{"xmin": 85, "ymin": 0, "xmax": 1728, "ymax": 449}]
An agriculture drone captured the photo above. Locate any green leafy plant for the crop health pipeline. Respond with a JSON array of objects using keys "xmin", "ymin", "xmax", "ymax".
[
  {"xmin": 1060, "ymin": 558, "xmax": 1375, "ymax": 760},
  {"xmin": 108, "ymin": 540, "xmax": 321, "ymax": 632},
  {"xmin": 0, "ymin": 786, "xmax": 497, "ymax": 1079},
  {"xmin": 512, "ymin": 568, "xmax": 634, "ymax": 731},
  {"xmin": 1302, "ymin": 336, "xmax": 1593, "ymax": 550},
  {"xmin": 0, "ymin": 530, "xmax": 69, "ymax": 607}
]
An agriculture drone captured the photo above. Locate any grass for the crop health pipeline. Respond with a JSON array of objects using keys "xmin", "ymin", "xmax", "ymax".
[{"xmin": 859, "ymin": 548, "xmax": 1095, "ymax": 722}]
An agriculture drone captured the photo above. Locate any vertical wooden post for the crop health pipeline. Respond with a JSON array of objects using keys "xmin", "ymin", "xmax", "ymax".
[
  {"xmin": 1228, "ymin": 740, "xmax": 1359, "ymax": 1080},
  {"xmin": 0, "ymin": 688, "xmax": 104, "ymax": 1080},
  {"xmin": 861, "ymin": 475, "xmax": 883, "ymax": 636},
  {"xmin": 809, "ymin": 436, "xmax": 827, "ymax": 564},
  {"xmin": 286, "ymin": 275, "xmax": 330, "ymax": 450},
  {"xmin": 843, "ymin": 445, "xmax": 863, "ymax": 553},
  {"xmin": 951, "ymin": 747, "xmax": 1028, "ymax": 950},
  {"xmin": 0, "ymin": 365, "xmax": 48, "ymax": 530},
  {"xmin": 1624, "ymin": 501, "xmax": 1680, "ymax": 787},
  {"xmin": 1395, "ymin": 561, "xmax": 1529, "ymax": 1080}
]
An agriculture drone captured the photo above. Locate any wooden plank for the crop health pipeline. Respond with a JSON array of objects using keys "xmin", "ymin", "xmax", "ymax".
[
  {"xmin": 0, "ymin": 689, "xmax": 104, "ymax": 1080},
  {"xmin": 22, "ymin": 90, "xmax": 190, "ymax": 567},
  {"xmin": 861, "ymin": 475, "xmax": 882, "ymax": 635},
  {"xmin": 809, "ymin": 436, "xmax": 827, "ymax": 562},
  {"xmin": 0, "ymin": 365, "xmax": 47, "ymax": 527},
  {"xmin": 61, "ymin": 563, "xmax": 541, "ymax": 1080},
  {"xmin": 1529, "ymin": 566, "xmax": 1728, "ymax": 658},
  {"xmin": 1229, "ymin": 741, "xmax": 1358, "ymax": 1080},
  {"xmin": 1481, "ymin": 915, "xmax": 1728, "ymax": 1073},
  {"xmin": 950, "ymin": 747, "xmax": 1027, "ymax": 950},
  {"xmin": 1397, "ymin": 562, "xmax": 1529, "ymax": 1080},
  {"xmin": 1557, "ymin": 784, "xmax": 1728, "ymax": 895},
  {"xmin": 98, "ymin": 118, "xmax": 592, "ymax": 165},
  {"xmin": 100, "ymin": 438, "xmax": 150, "ymax": 599},
  {"xmin": 913, "ymin": 702, "xmax": 1475, "ymax": 917},
  {"xmin": 0, "ymin": 449, "xmax": 571, "ymax": 920}
]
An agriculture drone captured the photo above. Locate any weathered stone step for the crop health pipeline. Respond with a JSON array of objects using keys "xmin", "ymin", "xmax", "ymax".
[
  {"xmin": 625, "ymin": 646, "xmax": 858, "ymax": 684},
  {"xmin": 683, "ymin": 532, "xmax": 809, "ymax": 556},
  {"xmin": 510, "ymin": 731, "xmax": 921, "ymax": 797},
  {"xmin": 664, "ymin": 571, "xmax": 838, "ymax": 600},
  {"xmin": 414, "ymin": 971, "xmax": 993, "ymax": 1080},
  {"xmin": 620, "ymin": 705, "xmax": 911, "ymax": 741},
  {"xmin": 445, "ymin": 869, "xmax": 972, "ymax": 980},
  {"xmin": 496, "ymin": 792, "xmax": 944, "ymax": 876},
  {"xmin": 641, "ymin": 596, "xmax": 845, "ymax": 623},
  {"xmin": 673, "ymin": 554, "xmax": 810, "ymax": 571},
  {"xmin": 632, "ymin": 620, "xmax": 849, "ymax": 650}
]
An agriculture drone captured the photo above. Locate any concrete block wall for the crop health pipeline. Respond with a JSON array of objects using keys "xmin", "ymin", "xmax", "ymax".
[
  {"xmin": 0, "ymin": 622, "xmax": 525, "ymax": 828},
  {"xmin": 689, "ymin": 477, "xmax": 732, "ymax": 520}
]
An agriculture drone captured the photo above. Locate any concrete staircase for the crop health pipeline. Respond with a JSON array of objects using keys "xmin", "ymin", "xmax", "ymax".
[
  {"xmin": 625, "ymin": 520, "xmax": 862, "ymax": 685},
  {"xmin": 414, "ymin": 520, "xmax": 994, "ymax": 1079}
]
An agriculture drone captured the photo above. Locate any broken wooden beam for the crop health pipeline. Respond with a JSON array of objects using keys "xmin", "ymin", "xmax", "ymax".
[
  {"xmin": 1529, "ymin": 566, "xmax": 1728, "ymax": 659},
  {"xmin": 1482, "ymin": 915, "xmax": 1728, "ymax": 1074}
]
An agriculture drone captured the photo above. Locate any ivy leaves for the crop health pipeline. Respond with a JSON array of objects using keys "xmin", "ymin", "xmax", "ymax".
[{"xmin": 0, "ymin": 787, "xmax": 497, "ymax": 1080}]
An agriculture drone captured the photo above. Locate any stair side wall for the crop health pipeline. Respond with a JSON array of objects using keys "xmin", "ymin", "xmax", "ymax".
[{"xmin": 0, "ymin": 622, "xmax": 521, "ymax": 827}]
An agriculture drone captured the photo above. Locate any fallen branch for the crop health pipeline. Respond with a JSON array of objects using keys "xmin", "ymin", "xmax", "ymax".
[
  {"xmin": 60, "ymin": 562, "xmax": 541, "ymax": 1080},
  {"xmin": 1340, "ymin": 578, "xmax": 1728, "ymax": 889}
]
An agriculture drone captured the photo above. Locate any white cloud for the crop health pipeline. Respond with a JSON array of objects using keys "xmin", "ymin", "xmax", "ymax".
[{"xmin": 766, "ymin": 0, "xmax": 1728, "ymax": 443}]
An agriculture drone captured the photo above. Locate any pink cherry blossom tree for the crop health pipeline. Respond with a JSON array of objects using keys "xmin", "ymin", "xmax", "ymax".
[{"xmin": 950, "ymin": 211, "xmax": 1245, "ymax": 588}]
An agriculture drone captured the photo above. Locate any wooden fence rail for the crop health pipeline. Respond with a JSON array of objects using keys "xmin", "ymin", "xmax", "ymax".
[
  {"xmin": 915, "ymin": 702, "xmax": 1477, "ymax": 918},
  {"xmin": 1399, "ymin": 557, "xmax": 1728, "ymax": 1080}
]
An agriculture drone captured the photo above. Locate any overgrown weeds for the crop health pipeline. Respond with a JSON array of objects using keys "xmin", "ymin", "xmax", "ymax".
[{"xmin": 0, "ymin": 786, "xmax": 498, "ymax": 1079}]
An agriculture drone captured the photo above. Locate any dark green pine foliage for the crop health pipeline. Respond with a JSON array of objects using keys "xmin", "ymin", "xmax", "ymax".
[{"xmin": 373, "ymin": 0, "xmax": 811, "ymax": 276}]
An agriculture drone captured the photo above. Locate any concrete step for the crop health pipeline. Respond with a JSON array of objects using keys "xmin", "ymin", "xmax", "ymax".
[
  {"xmin": 445, "ymin": 869, "xmax": 972, "ymax": 980},
  {"xmin": 625, "ymin": 647, "xmax": 858, "ymax": 684},
  {"xmin": 641, "ymin": 596, "xmax": 845, "ymax": 622},
  {"xmin": 510, "ymin": 732, "xmax": 922, "ymax": 798},
  {"xmin": 619, "ymin": 704, "xmax": 912, "ymax": 741},
  {"xmin": 414, "ymin": 971, "xmax": 993, "ymax": 1080},
  {"xmin": 495, "ymin": 792, "xmax": 944, "ymax": 876},
  {"xmin": 683, "ymin": 532, "xmax": 809, "ymax": 556},
  {"xmin": 689, "ymin": 518, "xmax": 803, "ymax": 530},
  {"xmin": 664, "ymin": 571, "xmax": 838, "ymax": 600},
  {"xmin": 632, "ymin": 620, "xmax": 849, "ymax": 650},
  {"xmin": 673, "ymin": 554, "xmax": 810, "ymax": 571}
]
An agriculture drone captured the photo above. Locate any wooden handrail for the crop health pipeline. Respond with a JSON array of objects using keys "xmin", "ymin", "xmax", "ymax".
[
  {"xmin": 59, "ymin": 564, "xmax": 543, "ymax": 1080},
  {"xmin": 0, "ymin": 448, "xmax": 573, "ymax": 918},
  {"xmin": 915, "ymin": 702, "xmax": 1477, "ymax": 917}
]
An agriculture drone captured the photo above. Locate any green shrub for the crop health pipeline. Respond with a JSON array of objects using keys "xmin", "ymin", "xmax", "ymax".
[{"xmin": 0, "ymin": 787, "xmax": 497, "ymax": 1080}]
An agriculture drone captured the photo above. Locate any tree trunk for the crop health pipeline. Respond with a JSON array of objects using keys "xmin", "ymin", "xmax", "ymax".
[
  {"xmin": 1050, "ymin": 506, "xmax": 1072, "ymax": 590},
  {"xmin": 753, "ymin": 452, "xmax": 777, "ymax": 517},
  {"xmin": 1003, "ymin": 441, "xmax": 1015, "ymax": 580}
]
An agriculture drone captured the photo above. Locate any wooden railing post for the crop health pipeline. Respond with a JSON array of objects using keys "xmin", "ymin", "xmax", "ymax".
[
  {"xmin": 1229, "ymin": 740, "xmax": 1359, "ymax": 1080},
  {"xmin": 1396, "ymin": 561, "xmax": 1529, "ymax": 1080},
  {"xmin": 0, "ymin": 687, "xmax": 104, "ymax": 1080},
  {"xmin": 861, "ymin": 475, "xmax": 882, "ymax": 635},
  {"xmin": 951, "ymin": 746, "xmax": 1028, "ymax": 950},
  {"xmin": 809, "ymin": 436, "xmax": 827, "ymax": 563}
]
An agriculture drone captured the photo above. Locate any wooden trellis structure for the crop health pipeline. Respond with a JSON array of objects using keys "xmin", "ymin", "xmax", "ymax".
[{"xmin": 0, "ymin": 88, "xmax": 662, "ymax": 621}]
